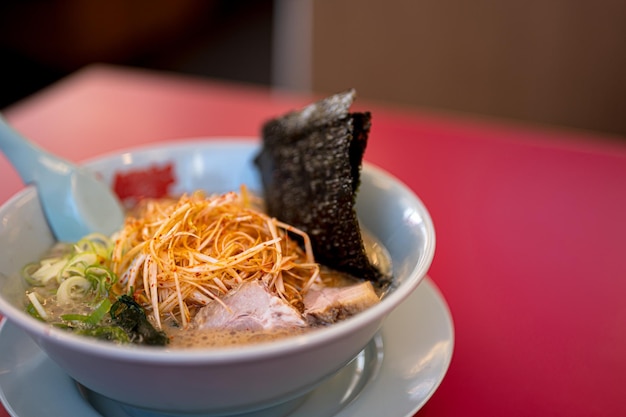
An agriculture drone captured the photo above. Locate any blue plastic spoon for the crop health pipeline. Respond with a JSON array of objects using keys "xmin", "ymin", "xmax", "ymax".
[{"xmin": 0, "ymin": 115, "xmax": 124, "ymax": 242}]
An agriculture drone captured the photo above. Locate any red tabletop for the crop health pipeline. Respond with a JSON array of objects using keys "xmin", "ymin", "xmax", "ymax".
[{"xmin": 2, "ymin": 64, "xmax": 626, "ymax": 417}]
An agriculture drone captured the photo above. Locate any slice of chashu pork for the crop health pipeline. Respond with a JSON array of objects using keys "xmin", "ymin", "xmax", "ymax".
[
  {"xmin": 303, "ymin": 280, "xmax": 380, "ymax": 325},
  {"xmin": 193, "ymin": 280, "xmax": 306, "ymax": 331},
  {"xmin": 193, "ymin": 279, "xmax": 380, "ymax": 331}
]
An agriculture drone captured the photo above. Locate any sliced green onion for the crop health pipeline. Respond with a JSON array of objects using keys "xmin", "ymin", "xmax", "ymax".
[
  {"xmin": 60, "ymin": 313, "xmax": 91, "ymax": 322},
  {"xmin": 75, "ymin": 233, "xmax": 114, "ymax": 258},
  {"xmin": 26, "ymin": 292, "xmax": 48, "ymax": 320},
  {"xmin": 61, "ymin": 298, "xmax": 111, "ymax": 326},
  {"xmin": 22, "ymin": 258, "xmax": 67, "ymax": 286},
  {"xmin": 85, "ymin": 265, "xmax": 117, "ymax": 296},
  {"xmin": 24, "ymin": 234, "xmax": 124, "ymax": 343},
  {"xmin": 58, "ymin": 252, "xmax": 99, "ymax": 282},
  {"xmin": 57, "ymin": 276, "xmax": 92, "ymax": 304},
  {"xmin": 75, "ymin": 326, "xmax": 130, "ymax": 343},
  {"xmin": 85, "ymin": 298, "xmax": 112, "ymax": 325}
]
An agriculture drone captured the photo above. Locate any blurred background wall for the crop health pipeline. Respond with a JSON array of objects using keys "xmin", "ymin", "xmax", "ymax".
[
  {"xmin": 1, "ymin": 0, "xmax": 625, "ymax": 137},
  {"xmin": 0, "ymin": 0, "xmax": 274, "ymax": 105},
  {"xmin": 278, "ymin": 0, "xmax": 626, "ymax": 137}
]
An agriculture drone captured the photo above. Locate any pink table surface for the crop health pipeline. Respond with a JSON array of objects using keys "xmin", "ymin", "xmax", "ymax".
[{"xmin": 1, "ymin": 64, "xmax": 626, "ymax": 417}]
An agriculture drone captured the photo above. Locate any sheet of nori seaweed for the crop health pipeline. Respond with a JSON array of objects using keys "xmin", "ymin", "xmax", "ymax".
[{"xmin": 254, "ymin": 89, "xmax": 389, "ymax": 285}]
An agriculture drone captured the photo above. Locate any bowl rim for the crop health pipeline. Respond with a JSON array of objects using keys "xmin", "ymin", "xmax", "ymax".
[{"xmin": 0, "ymin": 138, "xmax": 436, "ymax": 364}]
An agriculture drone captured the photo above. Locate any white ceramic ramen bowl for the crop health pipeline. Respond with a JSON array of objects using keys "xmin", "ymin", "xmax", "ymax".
[{"xmin": 0, "ymin": 139, "xmax": 435, "ymax": 416}]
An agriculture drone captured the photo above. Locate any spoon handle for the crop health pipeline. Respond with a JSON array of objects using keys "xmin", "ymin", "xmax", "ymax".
[{"xmin": 0, "ymin": 114, "xmax": 55, "ymax": 184}]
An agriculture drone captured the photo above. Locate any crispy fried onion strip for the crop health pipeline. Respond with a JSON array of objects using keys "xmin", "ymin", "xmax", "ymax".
[{"xmin": 111, "ymin": 189, "xmax": 320, "ymax": 329}]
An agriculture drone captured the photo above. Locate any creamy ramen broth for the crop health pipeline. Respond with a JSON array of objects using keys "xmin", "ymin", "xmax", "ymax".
[
  {"xmin": 24, "ymin": 235, "xmax": 391, "ymax": 348},
  {"xmin": 22, "ymin": 192, "xmax": 392, "ymax": 348},
  {"xmin": 167, "ymin": 316, "xmax": 311, "ymax": 348}
]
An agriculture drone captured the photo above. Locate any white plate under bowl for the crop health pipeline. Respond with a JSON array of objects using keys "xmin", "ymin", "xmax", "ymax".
[{"xmin": 0, "ymin": 277, "xmax": 453, "ymax": 417}]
